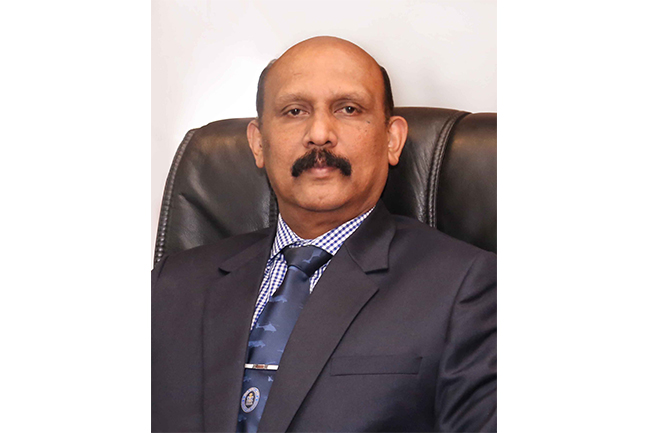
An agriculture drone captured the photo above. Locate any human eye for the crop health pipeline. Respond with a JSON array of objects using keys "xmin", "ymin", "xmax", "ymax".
[
  {"xmin": 285, "ymin": 107, "xmax": 304, "ymax": 117},
  {"xmin": 337, "ymin": 105, "xmax": 360, "ymax": 115}
]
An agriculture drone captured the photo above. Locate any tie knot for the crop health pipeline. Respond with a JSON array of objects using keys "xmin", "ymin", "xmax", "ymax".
[{"xmin": 282, "ymin": 245, "xmax": 332, "ymax": 277}]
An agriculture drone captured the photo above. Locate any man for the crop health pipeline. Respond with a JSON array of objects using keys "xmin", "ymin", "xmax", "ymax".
[{"xmin": 152, "ymin": 37, "xmax": 496, "ymax": 432}]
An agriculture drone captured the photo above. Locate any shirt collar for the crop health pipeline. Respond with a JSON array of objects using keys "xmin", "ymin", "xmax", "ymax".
[{"xmin": 270, "ymin": 206, "xmax": 375, "ymax": 260}]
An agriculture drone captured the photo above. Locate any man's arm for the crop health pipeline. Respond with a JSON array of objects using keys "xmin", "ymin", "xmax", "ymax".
[{"xmin": 435, "ymin": 251, "xmax": 497, "ymax": 432}]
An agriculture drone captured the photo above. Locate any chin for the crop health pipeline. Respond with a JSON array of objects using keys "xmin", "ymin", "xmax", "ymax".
[{"xmin": 296, "ymin": 197, "xmax": 347, "ymax": 213}]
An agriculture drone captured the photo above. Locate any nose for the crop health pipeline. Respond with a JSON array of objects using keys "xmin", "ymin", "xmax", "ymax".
[{"xmin": 304, "ymin": 110, "xmax": 337, "ymax": 148}]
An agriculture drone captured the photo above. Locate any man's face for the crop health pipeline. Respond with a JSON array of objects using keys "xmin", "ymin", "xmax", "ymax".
[{"xmin": 248, "ymin": 39, "xmax": 406, "ymax": 224}]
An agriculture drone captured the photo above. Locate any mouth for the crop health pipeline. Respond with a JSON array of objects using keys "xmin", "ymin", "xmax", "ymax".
[{"xmin": 291, "ymin": 148, "xmax": 352, "ymax": 177}]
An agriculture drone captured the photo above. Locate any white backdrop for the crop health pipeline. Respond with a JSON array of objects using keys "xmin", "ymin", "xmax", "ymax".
[
  {"xmin": 4, "ymin": 3, "xmax": 649, "ymax": 430},
  {"xmin": 151, "ymin": 0, "xmax": 496, "ymax": 257}
]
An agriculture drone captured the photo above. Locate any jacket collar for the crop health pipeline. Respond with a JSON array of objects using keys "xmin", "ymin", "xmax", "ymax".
[
  {"xmin": 204, "ymin": 201, "xmax": 396, "ymax": 432},
  {"xmin": 259, "ymin": 200, "xmax": 396, "ymax": 432},
  {"xmin": 343, "ymin": 200, "xmax": 395, "ymax": 273},
  {"xmin": 204, "ymin": 231, "xmax": 273, "ymax": 431}
]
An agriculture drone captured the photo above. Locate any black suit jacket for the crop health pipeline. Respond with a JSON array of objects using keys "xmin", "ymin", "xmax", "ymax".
[{"xmin": 152, "ymin": 201, "xmax": 496, "ymax": 432}]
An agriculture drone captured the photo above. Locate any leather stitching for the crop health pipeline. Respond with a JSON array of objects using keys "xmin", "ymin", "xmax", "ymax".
[
  {"xmin": 426, "ymin": 111, "xmax": 469, "ymax": 228},
  {"xmin": 154, "ymin": 129, "xmax": 197, "ymax": 265}
]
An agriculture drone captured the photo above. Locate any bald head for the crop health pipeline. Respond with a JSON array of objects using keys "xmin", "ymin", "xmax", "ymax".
[
  {"xmin": 255, "ymin": 37, "xmax": 394, "ymax": 124},
  {"xmin": 275, "ymin": 37, "xmax": 379, "ymax": 72}
]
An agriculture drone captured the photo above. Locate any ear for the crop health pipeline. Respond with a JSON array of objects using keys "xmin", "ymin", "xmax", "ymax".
[
  {"xmin": 386, "ymin": 116, "xmax": 408, "ymax": 166},
  {"xmin": 247, "ymin": 119, "xmax": 265, "ymax": 168}
]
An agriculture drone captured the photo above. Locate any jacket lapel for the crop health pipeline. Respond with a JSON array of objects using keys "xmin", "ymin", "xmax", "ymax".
[
  {"xmin": 202, "ymin": 230, "xmax": 274, "ymax": 432},
  {"xmin": 258, "ymin": 202, "xmax": 396, "ymax": 432}
]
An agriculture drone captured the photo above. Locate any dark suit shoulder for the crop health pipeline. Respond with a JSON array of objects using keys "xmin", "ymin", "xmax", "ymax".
[
  {"xmin": 154, "ymin": 227, "xmax": 273, "ymax": 280},
  {"xmin": 390, "ymin": 214, "xmax": 494, "ymax": 261}
]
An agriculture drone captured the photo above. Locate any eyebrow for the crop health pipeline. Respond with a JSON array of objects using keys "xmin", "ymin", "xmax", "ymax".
[{"xmin": 274, "ymin": 91, "xmax": 372, "ymax": 107}]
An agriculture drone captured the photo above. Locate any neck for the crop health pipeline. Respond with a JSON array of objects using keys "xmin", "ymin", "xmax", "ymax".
[{"xmin": 279, "ymin": 203, "xmax": 376, "ymax": 239}]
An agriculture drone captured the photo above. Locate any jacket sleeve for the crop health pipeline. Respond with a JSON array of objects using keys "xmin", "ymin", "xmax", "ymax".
[{"xmin": 435, "ymin": 251, "xmax": 497, "ymax": 432}]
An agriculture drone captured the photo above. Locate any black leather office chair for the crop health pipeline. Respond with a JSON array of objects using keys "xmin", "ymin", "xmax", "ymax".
[{"xmin": 154, "ymin": 107, "xmax": 496, "ymax": 265}]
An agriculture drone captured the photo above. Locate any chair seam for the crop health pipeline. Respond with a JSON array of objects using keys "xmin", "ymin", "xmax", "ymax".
[
  {"xmin": 154, "ymin": 129, "xmax": 197, "ymax": 265},
  {"xmin": 426, "ymin": 111, "xmax": 469, "ymax": 227}
]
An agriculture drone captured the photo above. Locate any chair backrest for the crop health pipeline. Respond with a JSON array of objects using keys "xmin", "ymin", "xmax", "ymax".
[{"xmin": 154, "ymin": 107, "xmax": 496, "ymax": 265}]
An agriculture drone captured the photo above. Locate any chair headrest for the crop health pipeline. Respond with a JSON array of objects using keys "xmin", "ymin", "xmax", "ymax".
[{"xmin": 155, "ymin": 107, "xmax": 496, "ymax": 264}]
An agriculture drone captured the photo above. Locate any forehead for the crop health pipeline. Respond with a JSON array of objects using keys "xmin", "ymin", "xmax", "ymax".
[{"xmin": 265, "ymin": 43, "xmax": 384, "ymax": 104}]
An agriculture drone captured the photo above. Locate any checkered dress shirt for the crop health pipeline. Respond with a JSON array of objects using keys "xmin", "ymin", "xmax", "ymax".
[{"xmin": 250, "ymin": 207, "xmax": 374, "ymax": 329}]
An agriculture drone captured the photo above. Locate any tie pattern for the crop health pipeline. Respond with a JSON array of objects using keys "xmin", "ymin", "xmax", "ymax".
[{"xmin": 237, "ymin": 245, "xmax": 332, "ymax": 432}]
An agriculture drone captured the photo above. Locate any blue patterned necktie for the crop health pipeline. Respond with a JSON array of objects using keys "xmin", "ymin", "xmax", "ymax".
[{"xmin": 237, "ymin": 245, "xmax": 332, "ymax": 432}]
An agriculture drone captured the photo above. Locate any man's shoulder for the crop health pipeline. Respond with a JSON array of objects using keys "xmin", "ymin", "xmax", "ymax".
[
  {"xmin": 389, "ymin": 213, "xmax": 495, "ymax": 262},
  {"xmin": 153, "ymin": 226, "xmax": 273, "ymax": 276}
]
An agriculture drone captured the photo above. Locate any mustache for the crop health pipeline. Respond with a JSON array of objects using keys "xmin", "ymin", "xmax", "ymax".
[{"xmin": 291, "ymin": 148, "xmax": 352, "ymax": 177}]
